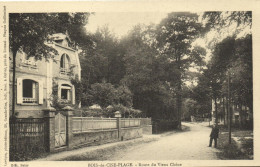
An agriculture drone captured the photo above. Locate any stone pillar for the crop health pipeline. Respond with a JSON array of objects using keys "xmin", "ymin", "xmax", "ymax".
[
  {"xmin": 43, "ymin": 107, "xmax": 56, "ymax": 152},
  {"xmin": 62, "ymin": 106, "xmax": 74, "ymax": 150},
  {"xmin": 114, "ymin": 111, "xmax": 122, "ymax": 140}
]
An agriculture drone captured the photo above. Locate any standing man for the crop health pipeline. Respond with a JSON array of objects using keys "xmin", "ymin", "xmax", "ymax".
[{"xmin": 209, "ymin": 124, "xmax": 219, "ymax": 148}]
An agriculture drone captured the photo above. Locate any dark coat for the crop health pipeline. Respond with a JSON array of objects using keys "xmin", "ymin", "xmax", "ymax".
[{"xmin": 210, "ymin": 126, "xmax": 219, "ymax": 138}]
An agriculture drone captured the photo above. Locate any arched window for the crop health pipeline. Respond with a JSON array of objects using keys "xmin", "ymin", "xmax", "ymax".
[{"xmin": 60, "ymin": 54, "xmax": 70, "ymax": 68}]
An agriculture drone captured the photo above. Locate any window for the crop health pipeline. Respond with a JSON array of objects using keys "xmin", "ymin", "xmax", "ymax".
[
  {"xmin": 60, "ymin": 84, "xmax": 72, "ymax": 102},
  {"xmin": 61, "ymin": 89, "xmax": 68, "ymax": 100},
  {"xmin": 57, "ymin": 83, "xmax": 75, "ymax": 105},
  {"xmin": 21, "ymin": 52, "xmax": 37, "ymax": 67},
  {"xmin": 22, "ymin": 79, "xmax": 38, "ymax": 103},
  {"xmin": 17, "ymin": 78, "xmax": 43, "ymax": 105},
  {"xmin": 60, "ymin": 54, "xmax": 70, "ymax": 75}
]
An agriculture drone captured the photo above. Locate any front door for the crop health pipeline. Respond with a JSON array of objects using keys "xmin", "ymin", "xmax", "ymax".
[{"xmin": 55, "ymin": 113, "xmax": 66, "ymax": 148}]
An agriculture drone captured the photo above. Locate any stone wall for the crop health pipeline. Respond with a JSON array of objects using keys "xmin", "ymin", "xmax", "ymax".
[
  {"xmin": 70, "ymin": 127, "xmax": 143, "ymax": 149},
  {"xmin": 71, "ymin": 130, "xmax": 118, "ymax": 149},
  {"xmin": 142, "ymin": 125, "xmax": 152, "ymax": 135},
  {"xmin": 121, "ymin": 127, "xmax": 143, "ymax": 140}
]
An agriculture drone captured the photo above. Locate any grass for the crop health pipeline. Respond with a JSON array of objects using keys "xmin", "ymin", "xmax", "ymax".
[{"xmin": 216, "ymin": 126, "xmax": 253, "ymax": 160}]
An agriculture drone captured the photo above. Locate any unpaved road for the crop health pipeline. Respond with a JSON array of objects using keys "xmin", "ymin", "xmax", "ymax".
[{"xmin": 110, "ymin": 122, "xmax": 220, "ymax": 160}]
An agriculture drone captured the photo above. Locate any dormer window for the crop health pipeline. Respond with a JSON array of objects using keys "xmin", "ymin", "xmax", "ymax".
[
  {"xmin": 60, "ymin": 54, "xmax": 70, "ymax": 75},
  {"xmin": 20, "ymin": 52, "xmax": 38, "ymax": 68}
]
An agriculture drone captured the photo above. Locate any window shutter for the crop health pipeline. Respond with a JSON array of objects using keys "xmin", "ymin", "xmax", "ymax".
[
  {"xmin": 72, "ymin": 85, "xmax": 75, "ymax": 105},
  {"xmin": 38, "ymin": 80, "xmax": 43, "ymax": 104},
  {"xmin": 17, "ymin": 78, "xmax": 23, "ymax": 104},
  {"xmin": 32, "ymin": 82, "xmax": 36, "ymax": 98},
  {"xmin": 67, "ymin": 89, "xmax": 70, "ymax": 101},
  {"xmin": 58, "ymin": 84, "xmax": 61, "ymax": 99}
]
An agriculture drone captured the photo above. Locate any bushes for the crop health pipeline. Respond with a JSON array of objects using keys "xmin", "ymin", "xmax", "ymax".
[
  {"xmin": 79, "ymin": 82, "xmax": 138, "ymax": 117},
  {"xmin": 71, "ymin": 75, "xmax": 83, "ymax": 106},
  {"xmin": 82, "ymin": 82, "xmax": 133, "ymax": 108},
  {"xmin": 73, "ymin": 106, "xmax": 114, "ymax": 118},
  {"xmin": 110, "ymin": 104, "xmax": 142, "ymax": 118},
  {"xmin": 73, "ymin": 104, "xmax": 142, "ymax": 118}
]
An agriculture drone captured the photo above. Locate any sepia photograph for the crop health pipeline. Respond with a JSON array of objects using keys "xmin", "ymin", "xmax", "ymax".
[{"xmin": 0, "ymin": 1, "xmax": 258, "ymax": 166}]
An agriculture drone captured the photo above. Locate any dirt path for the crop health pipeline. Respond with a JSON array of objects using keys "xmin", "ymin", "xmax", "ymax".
[{"xmin": 110, "ymin": 122, "xmax": 220, "ymax": 160}]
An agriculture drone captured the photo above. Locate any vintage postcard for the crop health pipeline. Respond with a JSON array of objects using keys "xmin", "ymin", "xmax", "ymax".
[{"xmin": 0, "ymin": 0, "xmax": 259, "ymax": 166}]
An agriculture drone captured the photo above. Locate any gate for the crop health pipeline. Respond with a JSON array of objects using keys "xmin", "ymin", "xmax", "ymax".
[{"xmin": 55, "ymin": 113, "xmax": 67, "ymax": 148}]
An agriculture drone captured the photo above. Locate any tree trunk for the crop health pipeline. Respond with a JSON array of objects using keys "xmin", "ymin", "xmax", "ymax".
[
  {"xmin": 176, "ymin": 55, "xmax": 182, "ymax": 129},
  {"xmin": 225, "ymin": 95, "xmax": 229, "ymax": 126},
  {"xmin": 223, "ymin": 97, "xmax": 226, "ymax": 126},
  {"xmin": 12, "ymin": 49, "xmax": 18, "ymax": 117},
  {"xmin": 214, "ymin": 96, "xmax": 218, "ymax": 125},
  {"xmin": 176, "ymin": 79, "xmax": 182, "ymax": 129}
]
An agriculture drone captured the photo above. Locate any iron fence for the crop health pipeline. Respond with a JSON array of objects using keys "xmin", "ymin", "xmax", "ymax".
[{"xmin": 9, "ymin": 118, "xmax": 47, "ymax": 160}]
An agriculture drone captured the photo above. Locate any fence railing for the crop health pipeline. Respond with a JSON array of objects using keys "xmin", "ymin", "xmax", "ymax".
[
  {"xmin": 9, "ymin": 118, "xmax": 46, "ymax": 160},
  {"xmin": 121, "ymin": 118, "xmax": 141, "ymax": 128},
  {"xmin": 23, "ymin": 98, "xmax": 37, "ymax": 103},
  {"xmin": 72, "ymin": 117, "xmax": 145, "ymax": 133},
  {"xmin": 72, "ymin": 117, "xmax": 117, "ymax": 133},
  {"xmin": 60, "ymin": 67, "xmax": 71, "ymax": 75}
]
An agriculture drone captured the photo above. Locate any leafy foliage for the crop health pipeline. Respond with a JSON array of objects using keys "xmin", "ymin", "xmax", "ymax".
[
  {"xmin": 10, "ymin": 13, "xmax": 90, "ymax": 59},
  {"xmin": 155, "ymin": 12, "xmax": 206, "ymax": 126},
  {"xmin": 192, "ymin": 11, "xmax": 252, "ymax": 127},
  {"xmin": 81, "ymin": 82, "xmax": 133, "ymax": 109},
  {"xmin": 71, "ymin": 75, "xmax": 83, "ymax": 107},
  {"xmin": 80, "ymin": 25, "xmax": 125, "ymax": 86}
]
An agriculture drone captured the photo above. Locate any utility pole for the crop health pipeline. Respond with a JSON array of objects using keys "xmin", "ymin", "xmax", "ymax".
[{"xmin": 228, "ymin": 71, "xmax": 232, "ymax": 144}]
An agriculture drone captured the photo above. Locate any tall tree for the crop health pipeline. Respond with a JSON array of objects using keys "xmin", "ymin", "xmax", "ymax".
[
  {"xmin": 80, "ymin": 25, "xmax": 124, "ymax": 86},
  {"xmin": 121, "ymin": 24, "xmax": 176, "ymax": 119},
  {"xmin": 200, "ymin": 11, "xmax": 252, "ymax": 127},
  {"xmin": 155, "ymin": 12, "xmax": 206, "ymax": 128}
]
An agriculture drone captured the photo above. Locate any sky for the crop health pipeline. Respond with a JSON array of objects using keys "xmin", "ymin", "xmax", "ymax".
[{"xmin": 86, "ymin": 12, "xmax": 168, "ymax": 38}]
